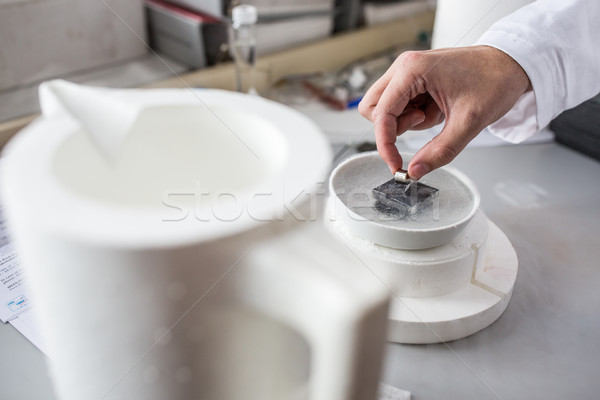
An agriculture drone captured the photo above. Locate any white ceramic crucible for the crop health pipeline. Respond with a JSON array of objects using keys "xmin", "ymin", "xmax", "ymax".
[{"xmin": 329, "ymin": 151, "xmax": 481, "ymax": 250}]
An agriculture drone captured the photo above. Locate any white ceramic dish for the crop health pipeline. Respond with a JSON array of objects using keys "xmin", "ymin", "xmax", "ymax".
[{"xmin": 328, "ymin": 151, "xmax": 481, "ymax": 250}]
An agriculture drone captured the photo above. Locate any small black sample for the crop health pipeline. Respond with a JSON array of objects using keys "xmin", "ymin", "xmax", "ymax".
[{"xmin": 372, "ymin": 178, "xmax": 439, "ymax": 216}]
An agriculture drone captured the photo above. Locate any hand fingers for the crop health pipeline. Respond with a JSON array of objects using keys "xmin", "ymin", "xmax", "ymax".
[
  {"xmin": 361, "ymin": 75, "xmax": 404, "ymax": 173},
  {"xmin": 373, "ymin": 74, "xmax": 415, "ymax": 120},
  {"xmin": 371, "ymin": 68, "xmax": 429, "ymax": 172},
  {"xmin": 374, "ymin": 112, "xmax": 403, "ymax": 173},
  {"xmin": 408, "ymin": 113, "xmax": 480, "ymax": 179},
  {"xmin": 360, "ymin": 51, "xmax": 434, "ymax": 173},
  {"xmin": 397, "ymin": 97, "xmax": 444, "ymax": 133},
  {"xmin": 395, "ymin": 108, "xmax": 426, "ymax": 135},
  {"xmin": 373, "ymin": 99, "xmax": 438, "ymax": 173},
  {"xmin": 372, "ymin": 52, "xmax": 428, "ymax": 120},
  {"xmin": 358, "ymin": 71, "xmax": 393, "ymax": 121},
  {"xmin": 411, "ymin": 97, "xmax": 444, "ymax": 130}
]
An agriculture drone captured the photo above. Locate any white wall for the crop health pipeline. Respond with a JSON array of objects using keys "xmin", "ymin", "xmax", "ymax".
[
  {"xmin": 0, "ymin": 0, "xmax": 147, "ymax": 91},
  {"xmin": 432, "ymin": 0, "xmax": 533, "ymax": 49}
]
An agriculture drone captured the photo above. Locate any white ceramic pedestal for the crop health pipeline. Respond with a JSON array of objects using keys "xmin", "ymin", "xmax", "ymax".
[
  {"xmin": 386, "ymin": 219, "xmax": 518, "ymax": 343},
  {"xmin": 326, "ymin": 206, "xmax": 518, "ymax": 344}
]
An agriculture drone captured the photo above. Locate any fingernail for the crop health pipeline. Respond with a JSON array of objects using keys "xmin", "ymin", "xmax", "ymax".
[{"xmin": 410, "ymin": 163, "xmax": 431, "ymax": 179}]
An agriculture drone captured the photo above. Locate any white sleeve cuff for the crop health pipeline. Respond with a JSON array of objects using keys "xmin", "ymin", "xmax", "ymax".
[
  {"xmin": 486, "ymin": 91, "xmax": 538, "ymax": 143},
  {"xmin": 477, "ymin": 29, "xmax": 555, "ymax": 142}
]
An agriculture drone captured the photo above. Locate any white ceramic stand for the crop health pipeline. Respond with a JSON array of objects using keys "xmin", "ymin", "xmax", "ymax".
[
  {"xmin": 327, "ymin": 207, "xmax": 518, "ymax": 343},
  {"xmin": 327, "ymin": 206, "xmax": 518, "ymax": 343},
  {"xmin": 386, "ymin": 219, "xmax": 517, "ymax": 343}
]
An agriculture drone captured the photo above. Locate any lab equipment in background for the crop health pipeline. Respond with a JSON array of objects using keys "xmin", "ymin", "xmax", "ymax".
[
  {"xmin": 146, "ymin": 0, "xmax": 219, "ymax": 68},
  {"xmin": 270, "ymin": 58, "xmax": 388, "ymax": 110},
  {"xmin": 271, "ymin": 43, "xmax": 428, "ymax": 110},
  {"xmin": 249, "ymin": 11, "xmax": 333, "ymax": 56},
  {"xmin": 270, "ymin": 72, "xmax": 357, "ymax": 110},
  {"xmin": 302, "ymin": 73, "xmax": 357, "ymax": 110},
  {"xmin": 328, "ymin": 152, "xmax": 519, "ymax": 343},
  {"xmin": 333, "ymin": 0, "xmax": 361, "ymax": 33},
  {"xmin": 167, "ymin": 0, "xmax": 333, "ymax": 19},
  {"xmin": 230, "ymin": 5, "xmax": 258, "ymax": 94},
  {"xmin": 168, "ymin": 0, "xmax": 222, "ymax": 17},
  {"xmin": 144, "ymin": 0, "xmax": 333, "ymax": 68}
]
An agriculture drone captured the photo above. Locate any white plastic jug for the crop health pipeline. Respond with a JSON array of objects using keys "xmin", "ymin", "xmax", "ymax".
[{"xmin": 0, "ymin": 83, "xmax": 390, "ymax": 400}]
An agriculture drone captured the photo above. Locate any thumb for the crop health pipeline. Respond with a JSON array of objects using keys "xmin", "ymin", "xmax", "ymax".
[{"xmin": 407, "ymin": 115, "xmax": 480, "ymax": 179}]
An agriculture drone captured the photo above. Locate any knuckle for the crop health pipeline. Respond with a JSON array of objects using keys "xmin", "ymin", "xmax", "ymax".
[
  {"xmin": 398, "ymin": 50, "xmax": 424, "ymax": 66},
  {"xmin": 395, "ymin": 51, "xmax": 429, "ymax": 95}
]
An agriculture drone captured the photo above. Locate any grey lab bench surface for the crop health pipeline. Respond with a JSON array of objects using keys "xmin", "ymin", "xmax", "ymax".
[{"xmin": 1, "ymin": 142, "xmax": 599, "ymax": 399}]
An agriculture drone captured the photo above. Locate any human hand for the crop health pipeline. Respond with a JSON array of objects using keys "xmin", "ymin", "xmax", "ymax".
[{"xmin": 358, "ymin": 45, "xmax": 531, "ymax": 179}]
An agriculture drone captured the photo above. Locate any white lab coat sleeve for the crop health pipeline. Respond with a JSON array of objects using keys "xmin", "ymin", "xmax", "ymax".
[{"xmin": 475, "ymin": 0, "xmax": 600, "ymax": 143}]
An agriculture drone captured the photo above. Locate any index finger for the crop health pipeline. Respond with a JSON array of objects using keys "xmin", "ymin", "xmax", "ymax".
[
  {"xmin": 374, "ymin": 111, "xmax": 403, "ymax": 173},
  {"xmin": 371, "ymin": 72, "xmax": 423, "ymax": 173},
  {"xmin": 359, "ymin": 71, "xmax": 393, "ymax": 121}
]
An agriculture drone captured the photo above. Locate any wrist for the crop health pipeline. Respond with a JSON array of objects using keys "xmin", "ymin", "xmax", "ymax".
[{"xmin": 477, "ymin": 45, "xmax": 532, "ymax": 95}]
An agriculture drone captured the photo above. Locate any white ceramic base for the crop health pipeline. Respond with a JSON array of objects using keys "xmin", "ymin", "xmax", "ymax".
[{"xmin": 386, "ymin": 219, "xmax": 518, "ymax": 344}]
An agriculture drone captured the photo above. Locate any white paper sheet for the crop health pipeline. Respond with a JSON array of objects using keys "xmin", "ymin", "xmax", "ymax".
[
  {"xmin": 9, "ymin": 310, "xmax": 48, "ymax": 355},
  {"xmin": 0, "ymin": 180, "xmax": 48, "ymax": 355},
  {"xmin": 0, "ymin": 203, "xmax": 31, "ymax": 323}
]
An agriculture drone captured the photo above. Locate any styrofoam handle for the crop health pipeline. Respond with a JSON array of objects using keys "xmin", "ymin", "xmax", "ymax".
[{"xmin": 237, "ymin": 257, "xmax": 381, "ymax": 400}]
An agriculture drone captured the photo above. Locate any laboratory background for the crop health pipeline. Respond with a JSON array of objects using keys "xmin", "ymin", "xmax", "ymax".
[{"xmin": 0, "ymin": 1, "xmax": 599, "ymax": 399}]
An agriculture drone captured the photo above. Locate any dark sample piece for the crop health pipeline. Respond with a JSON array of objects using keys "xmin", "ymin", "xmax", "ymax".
[{"xmin": 372, "ymin": 178, "xmax": 439, "ymax": 217}]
